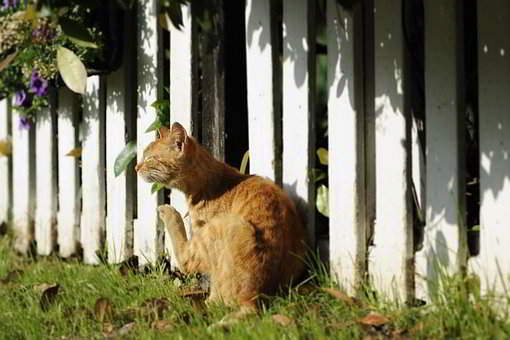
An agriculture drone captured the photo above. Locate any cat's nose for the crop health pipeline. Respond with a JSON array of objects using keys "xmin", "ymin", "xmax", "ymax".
[{"xmin": 135, "ymin": 163, "xmax": 141, "ymax": 172}]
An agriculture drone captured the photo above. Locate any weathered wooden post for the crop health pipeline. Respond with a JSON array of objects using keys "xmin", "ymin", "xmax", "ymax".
[{"xmin": 415, "ymin": 0, "xmax": 467, "ymax": 301}]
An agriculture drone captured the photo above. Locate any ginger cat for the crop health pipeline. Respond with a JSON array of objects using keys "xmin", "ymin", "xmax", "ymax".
[{"xmin": 135, "ymin": 122, "xmax": 309, "ymax": 311}]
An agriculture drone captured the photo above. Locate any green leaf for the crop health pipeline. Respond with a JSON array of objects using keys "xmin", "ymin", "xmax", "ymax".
[
  {"xmin": 471, "ymin": 225, "xmax": 480, "ymax": 231},
  {"xmin": 56, "ymin": 46, "xmax": 87, "ymax": 94},
  {"xmin": 59, "ymin": 18, "xmax": 99, "ymax": 49},
  {"xmin": 145, "ymin": 120, "xmax": 162, "ymax": 133},
  {"xmin": 310, "ymin": 168, "xmax": 326, "ymax": 183},
  {"xmin": 151, "ymin": 183, "xmax": 165, "ymax": 194},
  {"xmin": 316, "ymin": 184, "xmax": 329, "ymax": 217},
  {"xmin": 317, "ymin": 148, "xmax": 329, "ymax": 165},
  {"xmin": 114, "ymin": 141, "xmax": 137, "ymax": 177},
  {"xmin": 240, "ymin": 151, "xmax": 250, "ymax": 174}
]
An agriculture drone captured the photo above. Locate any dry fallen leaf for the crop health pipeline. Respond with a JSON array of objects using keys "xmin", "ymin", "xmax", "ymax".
[
  {"xmin": 358, "ymin": 312, "xmax": 390, "ymax": 327},
  {"xmin": 272, "ymin": 314, "xmax": 292, "ymax": 327},
  {"xmin": 151, "ymin": 319, "xmax": 174, "ymax": 331},
  {"xmin": 119, "ymin": 256, "xmax": 139, "ymax": 277},
  {"xmin": 102, "ymin": 322, "xmax": 114, "ymax": 336},
  {"xmin": 409, "ymin": 321, "xmax": 424, "ymax": 334},
  {"xmin": 95, "ymin": 297, "xmax": 114, "ymax": 323},
  {"xmin": 65, "ymin": 147, "xmax": 82, "ymax": 158},
  {"xmin": 139, "ymin": 298, "xmax": 170, "ymax": 321},
  {"xmin": 296, "ymin": 283, "xmax": 318, "ymax": 295},
  {"xmin": 117, "ymin": 322, "xmax": 136, "ymax": 336},
  {"xmin": 103, "ymin": 322, "xmax": 136, "ymax": 338},
  {"xmin": 0, "ymin": 139, "xmax": 12, "ymax": 157},
  {"xmin": 0, "ymin": 269, "xmax": 23, "ymax": 284},
  {"xmin": 39, "ymin": 284, "xmax": 60, "ymax": 311},
  {"xmin": 321, "ymin": 287, "xmax": 359, "ymax": 306}
]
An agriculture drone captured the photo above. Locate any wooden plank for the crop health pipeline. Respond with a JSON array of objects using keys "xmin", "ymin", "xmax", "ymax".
[
  {"xmin": 106, "ymin": 11, "xmax": 136, "ymax": 264},
  {"xmin": 168, "ymin": 4, "xmax": 194, "ymax": 267},
  {"xmin": 415, "ymin": 0, "xmax": 466, "ymax": 301},
  {"xmin": 135, "ymin": 0, "xmax": 164, "ymax": 266},
  {"xmin": 282, "ymin": 0, "xmax": 316, "ymax": 247},
  {"xmin": 35, "ymin": 93, "xmax": 57, "ymax": 256},
  {"xmin": 57, "ymin": 88, "xmax": 80, "ymax": 258},
  {"xmin": 11, "ymin": 103, "xmax": 35, "ymax": 254},
  {"xmin": 370, "ymin": 0, "xmax": 413, "ymax": 301},
  {"xmin": 0, "ymin": 99, "xmax": 11, "ymax": 227},
  {"xmin": 245, "ymin": 0, "xmax": 279, "ymax": 182},
  {"xmin": 199, "ymin": 0, "xmax": 226, "ymax": 161},
  {"xmin": 81, "ymin": 76, "xmax": 106, "ymax": 264},
  {"xmin": 472, "ymin": 0, "xmax": 510, "ymax": 301},
  {"xmin": 326, "ymin": 0, "xmax": 367, "ymax": 294}
]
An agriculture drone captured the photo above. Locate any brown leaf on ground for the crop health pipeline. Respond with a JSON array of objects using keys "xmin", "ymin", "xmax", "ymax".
[
  {"xmin": 102, "ymin": 322, "xmax": 114, "ymax": 336},
  {"xmin": 39, "ymin": 284, "xmax": 60, "ymax": 311},
  {"xmin": 178, "ymin": 289, "xmax": 209, "ymax": 298},
  {"xmin": 103, "ymin": 322, "xmax": 136, "ymax": 338},
  {"xmin": 139, "ymin": 298, "xmax": 170, "ymax": 321},
  {"xmin": 95, "ymin": 297, "xmax": 114, "ymax": 323},
  {"xmin": 119, "ymin": 256, "xmax": 139, "ymax": 277},
  {"xmin": 0, "ymin": 269, "xmax": 23, "ymax": 284},
  {"xmin": 151, "ymin": 319, "xmax": 174, "ymax": 331},
  {"xmin": 409, "ymin": 321, "xmax": 424, "ymax": 334},
  {"xmin": 296, "ymin": 283, "xmax": 318, "ymax": 295},
  {"xmin": 272, "ymin": 314, "xmax": 292, "ymax": 327},
  {"xmin": 358, "ymin": 312, "xmax": 390, "ymax": 327},
  {"xmin": 321, "ymin": 287, "xmax": 360, "ymax": 306}
]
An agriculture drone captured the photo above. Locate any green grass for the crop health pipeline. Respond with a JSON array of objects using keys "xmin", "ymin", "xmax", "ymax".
[{"xmin": 0, "ymin": 236, "xmax": 509, "ymax": 340}]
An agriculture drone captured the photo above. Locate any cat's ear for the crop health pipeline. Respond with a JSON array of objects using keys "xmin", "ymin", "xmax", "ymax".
[
  {"xmin": 158, "ymin": 126, "xmax": 170, "ymax": 139},
  {"xmin": 171, "ymin": 122, "xmax": 188, "ymax": 152}
]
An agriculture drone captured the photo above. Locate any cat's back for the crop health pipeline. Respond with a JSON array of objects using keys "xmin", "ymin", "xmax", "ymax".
[{"xmin": 230, "ymin": 176, "xmax": 306, "ymax": 238}]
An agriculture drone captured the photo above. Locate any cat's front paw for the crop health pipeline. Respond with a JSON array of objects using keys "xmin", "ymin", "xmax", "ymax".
[{"xmin": 157, "ymin": 204, "xmax": 182, "ymax": 225}]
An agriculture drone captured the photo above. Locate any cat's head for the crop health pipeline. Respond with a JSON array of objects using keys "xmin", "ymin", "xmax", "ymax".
[{"xmin": 135, "ymin": 122, "xmax": 194, "ymax": 189}]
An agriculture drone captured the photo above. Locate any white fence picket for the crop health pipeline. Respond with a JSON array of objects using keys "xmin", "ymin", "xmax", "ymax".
[
  {"xmin": 0, "ymin": 99, "xmax": 10, "ymax": 227},
  {"xmin": 472, "ymin": 0, "xmax": 510, "ymax": 301},
  {"xmin": 57, "ymin": 88, "xmax": 80, "ymax": 257},
  {"xmin": 282, "ymin": 0, "xmax": 315, "ymax": 246},
  {"xmin": 168, "ymin": 4, "xmax": 193, "ymax": 267},
  {"xmin": 81, "ymin": 76, "xmax": 106, "ymax": 264},
  {"xmin": 11, "ymin": 103, "xmax": 35, "ymax": 253},
  {"xmin": 106, "ymin": 27, "xmax": 136, "ymax": 264},
  {"xmin": 371, "ymin": 0, "xmax": 413, "ymax": 301},
  {"xmin": 35, "ymin": 102, "xmax": 57, "ymax": 256},
  {"xmin": 327, "ymin": 1, "xmax": 367, "ymax": 294},
  {"xmin": 135, "ymin": 0, "xmax": 164, "ymax": 266},
  {"xmin": 245, "ymin": 0, "xmax": 279, "ymax": 182},
  {"xmin": 416, "ymin": 0, "xmax": 467, "ymax": 301}
]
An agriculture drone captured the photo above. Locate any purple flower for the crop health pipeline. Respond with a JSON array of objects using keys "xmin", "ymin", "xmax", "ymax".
[
  {"xmin": 14, "ymin": 90, "xmax": 32, "ymax": 108},
  {"xmin": 29, "ymin": 70, "xmax": 48, "ymax": 96},
  {"xmin": 32, "ymin": 23, "xmax": 56, "ymax": 42},
  {"xmin": 18, "ymin": 116, "xmax": 32, "ymax": 130},
  {"xmin": 3, "ymin": 0, "xmax": 18, "ymax": 8}
]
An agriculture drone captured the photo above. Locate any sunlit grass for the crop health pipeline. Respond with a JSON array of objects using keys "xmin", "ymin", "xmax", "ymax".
[{"xmin": 0, "ymin": 235, "xmax": 509, "ymax": 339}]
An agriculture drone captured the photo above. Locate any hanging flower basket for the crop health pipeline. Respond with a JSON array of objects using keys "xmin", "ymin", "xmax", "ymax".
[{"xmin": 0, "ymin": 0, "xmax": 125, "ymax": 128}]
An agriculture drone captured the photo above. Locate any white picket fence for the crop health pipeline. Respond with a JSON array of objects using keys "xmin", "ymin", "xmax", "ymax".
[{"xmin": 1, "ymin": 0, "xmax": 509, "ymax": 305}]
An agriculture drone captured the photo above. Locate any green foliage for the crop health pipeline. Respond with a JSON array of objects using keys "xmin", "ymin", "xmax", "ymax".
[
  {"xmin": 0, "ymin": 1, "xmax": 107, "ymax": 121},
  {"xmin": 146, "ymin": 99, "xmax": 171, "ymax": 133},
  {"xmin": 316, "ymin": 184, "xmax": 329, "ymax": 217},
  {"xmin": 151, "ymin": 182, "xmax": 165, "ymax": 194},
  {"xmin": 114, "ymin": 141, "xmax": 137, "ymax": 177}
]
